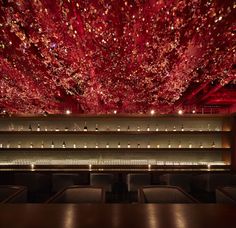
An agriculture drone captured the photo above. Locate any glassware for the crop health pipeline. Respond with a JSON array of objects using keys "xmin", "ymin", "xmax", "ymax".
[
  {"xmin": 211, "ymin": 141, "xmax": 215, "ymax": 148},
  {"xmin": 84, "ymin": 122, "xmax": 88, "ymax": 131},
  {"xmin": 127, "ymin": 142, "xmax": 131, "ymax": 148},
  {"xmin": 29, "ymin": 124, "xmax": 32, "ymax": 131}
]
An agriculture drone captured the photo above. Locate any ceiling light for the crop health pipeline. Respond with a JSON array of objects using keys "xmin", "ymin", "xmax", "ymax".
[
  {"xmin": 150, "ymin": 109, "xmax": 155, "ymax": 115},
  {"xmin": 178, "ymin": 110, "xmax": 183, "ymax": 115},
  {"xmin": 65, "ymin": 110, "xmax": 71, "ymax": 115}
]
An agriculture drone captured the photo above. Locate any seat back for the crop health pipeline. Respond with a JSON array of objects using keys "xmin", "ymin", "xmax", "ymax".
[
  {"xmin": 47, "ymin": 186, "xmax": 105, "ymax": 203},
  {"xmin": 52, "ymin": 173, "xmax": 78, "ymax": 192},
  {"xmin": 90, "ymin": 173, "xmax": 113, "ymax": 192},
  {"xmin": 139, "ymin": 185, "xmax": 197, "ymax": 203},
  {"xmin": 127, "ymin": 173, "xmax": 151, "ymax": 192},
  {"xmin": 160, "ymin": 174, "xmax": 192, "ymax": 192},
  {"xmin": 14, "ymin": 173, "xmax": 51, "ymax": 193},
  {"xmin": 0, "ymin": 185, "xmax": 27, "ymax": 203},
  {"xmin": 193, "ymin": 174, "xmax": 232, "ymax": 192},
  {"xmin": 216, "ymin": 187, "xmax": 236, "ymax": 204}
]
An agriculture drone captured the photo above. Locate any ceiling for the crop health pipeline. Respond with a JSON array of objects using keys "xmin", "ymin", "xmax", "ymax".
[{"xmin": 0, "ymin": 0, "xmax": 235, "ymax": 114}]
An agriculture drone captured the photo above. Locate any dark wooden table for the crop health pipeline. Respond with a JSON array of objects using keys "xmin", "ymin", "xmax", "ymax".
[{"xmin": 0, "ymin": 204, "xmax": 236, "ymax": 228}]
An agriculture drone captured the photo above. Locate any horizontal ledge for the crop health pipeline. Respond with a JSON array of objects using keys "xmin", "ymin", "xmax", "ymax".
[
  {"xmin": 0, "ymin": 131, "xmax": 231, "ymax": 135},
  {"xmin": 0, "ymin": 164, "xmax": 230, "ymax": 172},
  {"xmin": 0, "ymin": 148, "xmax": 230, "ymax": 151}
]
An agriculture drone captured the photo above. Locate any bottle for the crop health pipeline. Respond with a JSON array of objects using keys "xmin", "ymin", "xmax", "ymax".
[
  {"xmin": 155, "ymin": 124, "xmax": 159, "ymax": 131},
  {"xmin": 173, "ymin": 126, "xmax": 176, "ymax": 131},
  {"xmin": 106, "ymin": 126, "xmax": 110, "ymax": 131},
  {"xmin": 127, "ymin": 125, "xmax": 130, "ymax": 131},
  {"xmin": 127, "ymin": 142, "xmax": 131, "ymax": 148},
  {"xmin": 37, "ymin": 123, "xmax": 40, "ymax": 131},
  {"xmin": 41, "ymin": 141, "xmax": 44, "ymax": 148},
  {"xmin": 147, "ymin": 125, "xmax": 150, "ymax": 131},
  {"xmin": 73, "ymin": 143, "xmax": 76, "ymax": 148},
  {"xmin": 62, "ymin": 141, "xmax": 66, "ymax": 148},
  {"xmin": 118, "ymin": 142, "xmax": 121, "ymax": 148},
  {"xmin": 0, "ymin": 143, "xmax": 2, "ymax": 148},
  {"xmin": 147, "ymin": 142, "xmax": 151, "ymax": 148},
  {"xmin": 18, "ymin": 142, "xmax": 21, "ymax": 148},
  {"xmin": 29, "ymin": 124, "xmax": 32, "ymax": 131},
  {"xmin": 95, "ymin": 143, "xmax": 98, "ymax": 148},
  {"xmin": 106, "ymin": 143, "xmax": 109, "ymax": 148},
  {"xmin": 137, "ymin": 143, "xmax": 141, "ymax": 148},
  {"xmin": 199, "ymin": 142, "xmax": 203, "ymax": 148},
  {"xmin": 84, "ymin": 122, "xmax": 88, "ymax": 131},
  {"xmin": 45, "ymin": 127, "xmax": 48, "ymax": 131},
  {"xmin": 51, "ymin": 141, "xmax": 55, "ymax": 148},
  {"xmin": 95, "ymin": 124, "xmax": 98, "ymax": 132},
  {"xmin": 207, "ymin": 124, "xmax": 210, "ymax": 131},
  {"xmin": 64, "ymin": 127, "xmax": 69, "ymax": 131},
  {"xmin": 189, "ymin": 142, "xmax": 192, "ymax": 148},
  {"xmin": 84, "ymin": 143, "xmax": 87, "ymax": 148},
  {"xmin": 156, "ymin": 144, "xmax": 160, "ymax": 148},
  {"xmin": 168, "ymin": 141, "xmax": 171, "ymax": 148},
  {"xmin": 178, "ymin": 141, "xmax": 182, "ymax": 148},
  {"xmin": 137, "ymin": 126, "xmax": 140, "ymax": 131},
  {"xmin": 211, "ymin": 141, "xmax": 215, "ymax": 148},
  {"xmin": 6, "ymin": 142, "xmax": 10, "ymax": 148},
  {"xmin": 117, "ymin": 125, "xmax": 121, "ymax": 131},
  {"xmin": 181, "ymin": 124, "xmax": 184, "ymax": 131},
  {"xmin": 30, "ymin": 142, "xmax": 33, "ymax": 148}
]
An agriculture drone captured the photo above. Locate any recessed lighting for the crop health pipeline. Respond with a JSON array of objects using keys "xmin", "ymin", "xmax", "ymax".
[
  {"xmin": 150, "ymin": 109, "xmax": 155, "ymax": 115},
  {"xmin": 178, "ymin": 110, "xmax": 183, "ymax": 115},
  {"xmin": 65, "ymin": 110, "xmax": 71, "ymax": 115}
]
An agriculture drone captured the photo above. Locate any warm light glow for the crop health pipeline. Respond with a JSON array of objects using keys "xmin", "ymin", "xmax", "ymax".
[
  {"xmin": 192, "ymin": 110, "xmax": 196, "ymax": 114},
  {"xmin": 113, "ymin": 110, "xmax": 117, "ymax": 114},
  {"xmin": 65, "ymin": 110, "xmax": 71, "ymax": 115},
  {"xmin": 0, "ymin": 1, "xmax": 234, "ymax": 114},
  {"xmin": 150, "ymin": 109, "xmax": 155, "ymax": 115},
  {"xmin": 178, "ymin": 110, "xmax": 183, "ymax": 115}
]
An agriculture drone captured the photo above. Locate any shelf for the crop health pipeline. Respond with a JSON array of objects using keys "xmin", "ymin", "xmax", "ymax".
[
  {"xmin": 0, "ymin": 148, "xmax": 230, "ymax": 151},
  {"xmin": 0, "ymin": 164, "xmax": 231, "ymax": 172},
  {"xmin": 0, "ymin": 114, "xmax": 233, "ymax": 171},
  {"xmin": 0, "ymin": 131, "xmax": 231, "ymax": 135}
]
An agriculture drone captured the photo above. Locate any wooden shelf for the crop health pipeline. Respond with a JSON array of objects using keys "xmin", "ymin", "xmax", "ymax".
[
  {"xmin": 0, "ymin": 131, "xmax": 231, "ymax": 135},
  {"xmin": 0, "ymin": 148, "xmax": 230, "ymax": 152}
]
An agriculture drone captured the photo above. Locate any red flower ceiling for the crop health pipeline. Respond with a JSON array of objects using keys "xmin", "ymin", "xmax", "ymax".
[{"xmin": 0, "ymin": 0, "xmax": 235, "ymax": 114}]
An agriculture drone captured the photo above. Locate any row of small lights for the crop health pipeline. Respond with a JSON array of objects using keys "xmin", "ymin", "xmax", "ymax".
[
  {"xmin": 1, "ymin": 109, "xmax": 196, "ymax": 115},
  {"xmin": 65, "ymin": 109, "xmax": 196, "ymax": 115}
]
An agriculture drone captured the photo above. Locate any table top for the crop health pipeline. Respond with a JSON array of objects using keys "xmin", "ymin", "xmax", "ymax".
[{"xmin": 0, "ymin": 204, "xmax": 236, "ymax": 228}]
